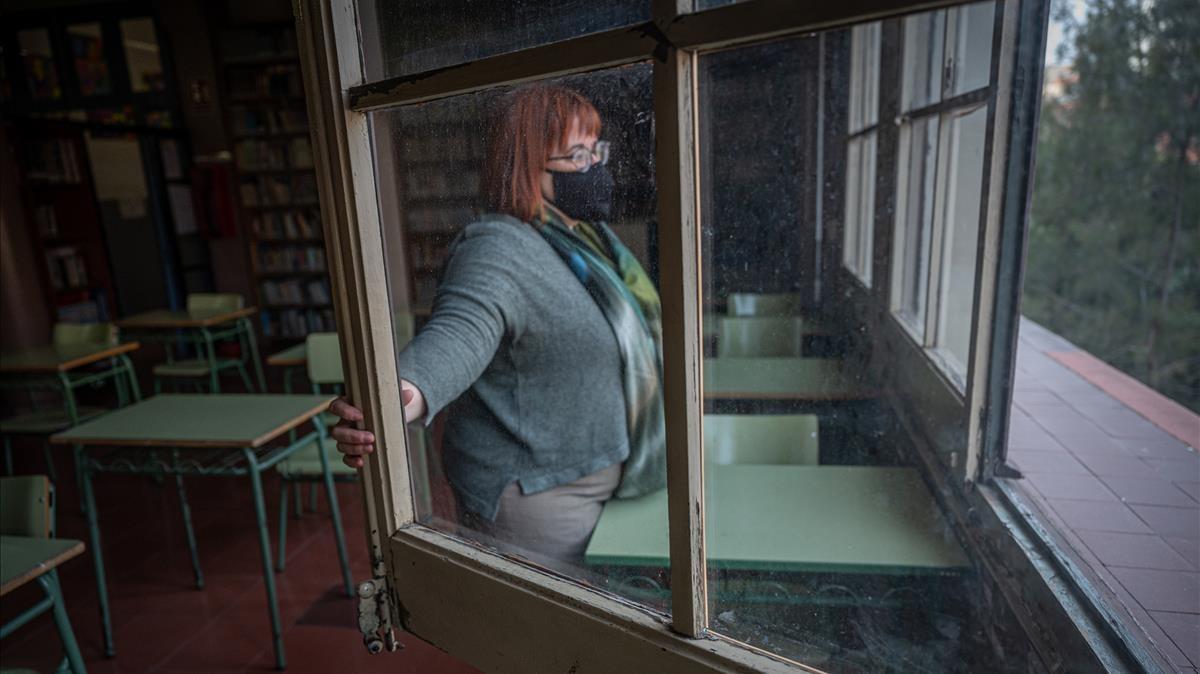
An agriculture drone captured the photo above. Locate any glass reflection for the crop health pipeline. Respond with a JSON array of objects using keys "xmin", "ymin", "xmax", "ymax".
[
  {"xmin": 688, "ymin": 6, "xmax": 1034, "ymax": 670},
  {"xmin": 366, "ymin": 65, "xmax": 666, "ymax": 609},
  {"xmin": 363, "ymin": 0, "xmax": 647, "ymax": 80}
]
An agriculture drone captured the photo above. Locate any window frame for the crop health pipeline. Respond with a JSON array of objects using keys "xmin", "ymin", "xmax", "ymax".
[
  {"xmin": 890, "ymin": 1, "xmax": 1001, "ymax": 392},
  {"xmin": 843, "ymin": 21, "xmax": 882, "ymax": 287},
  {"xmin": 294, "ymin": 0, "xmax": 1034, "ymax": 669}
]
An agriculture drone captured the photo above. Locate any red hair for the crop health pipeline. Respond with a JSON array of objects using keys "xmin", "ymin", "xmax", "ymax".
[{"xmin": 482, "ymin": 84, "xmax": 602, "ymax": 222}]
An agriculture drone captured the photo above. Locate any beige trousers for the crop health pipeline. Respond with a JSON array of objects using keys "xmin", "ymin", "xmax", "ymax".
[{"xmin": 459, "ymin": 462, "xmax": 622, "ymax": 571}]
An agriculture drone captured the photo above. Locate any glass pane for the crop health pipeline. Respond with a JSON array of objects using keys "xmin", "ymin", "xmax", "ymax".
[
  {"xmin": 857, "ymin": 131, "xmax": 876, "ymax": 285},
  {"xmin": 696, "ymin": 27, "xmax": 1032, "ymax": 670},
  {"xmin": 848, "ymin": 22, "xmax": 881, "ymax": 133},
  {"xmin": 895, "ymin": 116, "xmax": 939, "ymax": 334},
  {"xmin": 948, "ymin": 2, "xmax": 995, "ymax": 97},
  {"xmin": 18, "ymin": 29, "xmax": 62, "ymax": 100},
  {"xmin": 843, "ymin": 138, "xmax": 861, "ymax": 273},
  {"xmin": 373, "ymin": 64, "xmax": 666, "ymax": 611},
  {"xmin": 901, "ymin": 10, "xmax": 945, "ymax": 112},
  {"xmin": 120, "ymin": 18, "xmax": 165, "ymax": 93},
  {"xmin": 362, "ymin": 0, "xmax": 648, "ymax": 80},
  {"xmin": 935, "ymin": 105, "xmax": 987, "ymax": 376},
  {"xmin": 67, "ymin": 23, "xmax": 112, "ymax": 96}
]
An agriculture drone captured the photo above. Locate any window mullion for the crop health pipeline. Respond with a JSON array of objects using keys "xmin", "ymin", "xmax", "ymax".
[
  {"xmin": 653, "ymin": 0, "xmax": 707, "ymax": 636},
  {"xmin": 294, "ymin": 0, "xmax": 415, "ymax": 591}
]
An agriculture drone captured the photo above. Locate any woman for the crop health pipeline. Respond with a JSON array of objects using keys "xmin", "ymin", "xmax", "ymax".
[{"xmin": 330, "ymin": 84, "xmax": 665, "ymax": 569}]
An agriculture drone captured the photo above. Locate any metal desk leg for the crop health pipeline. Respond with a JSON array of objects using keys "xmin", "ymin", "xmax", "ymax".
[
  {"xmin": 314, "ymin": 426, "xmax": 353, "ymax": 597},
  {"xmin": 172, "ymin": 450, "xmax": 204, "ymax": 590},
  {"xmin": 37, "ymin": 570, "xmax": 86, "ymax": 674},
  {"xmin": 59, "ymin": 371, "xmax": 83, "ymax": 512},
  {"xmin": 200, "ymin": 328, "xmax": 221, "ymax": 394},
  {"xmin": 119, "ymin": 353, "xmax": 142, "ymax": 403},
  {"xmin": 244, "ymin": 449, "xmax": 286, "ymax": 670},
  {"xmin": 80, "ymin": 451, "xmax": 115, "ymax": 658},
  {"xmin": 243, "ymin": 318, "xmax": 266, "ymax": 394}
]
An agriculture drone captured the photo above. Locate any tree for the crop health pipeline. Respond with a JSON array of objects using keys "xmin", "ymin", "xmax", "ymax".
[{"xmin": 1025, "ymin": 0, "xmax": 1200, "ymax": 411}]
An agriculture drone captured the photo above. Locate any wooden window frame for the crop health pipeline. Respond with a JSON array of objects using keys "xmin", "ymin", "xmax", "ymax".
[{"xmin": 293, "ymin": 0, "xmax": 1029, "ymax": 669}]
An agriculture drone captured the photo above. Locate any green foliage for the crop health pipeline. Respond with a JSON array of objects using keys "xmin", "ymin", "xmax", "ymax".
[{"xmin": 1026, "ymin": 0, "xmax": 1200, "ymax": 411}]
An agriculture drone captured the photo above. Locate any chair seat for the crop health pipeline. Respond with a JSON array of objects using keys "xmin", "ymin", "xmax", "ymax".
[
  {"xmin": 277, "ymin": 436, "xmax": 357, "ymax": 479},
  {"xmin": 152, "ymin": 358, "xmax": 239, "ymax": 378},
  {"xmin": 0, "ymin": 407, "xmax": 109, "ymax": 435}
]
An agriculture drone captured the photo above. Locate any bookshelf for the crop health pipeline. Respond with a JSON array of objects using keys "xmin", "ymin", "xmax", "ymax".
[
  {"xmin": 20, "ymin": 128, "xmax": 118, "ymax": 323},
  {"xmin": 219, "ymin": 23, "xmax": 332, "ymax": 342},
  {"xmin": 394, "ymin": 105, "xmax": 487, "ymax": 310}
]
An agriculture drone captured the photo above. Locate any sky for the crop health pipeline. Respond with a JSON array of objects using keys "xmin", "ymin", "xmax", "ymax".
[{"xmin": 1044, "ymin": 0, "xmax": 1088, "ymax": 66}]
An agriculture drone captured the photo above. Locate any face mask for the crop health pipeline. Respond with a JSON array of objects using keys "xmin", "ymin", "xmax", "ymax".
[{"xmin": 549, "ymin": 164, "xmax": 614, "ymax": 223}]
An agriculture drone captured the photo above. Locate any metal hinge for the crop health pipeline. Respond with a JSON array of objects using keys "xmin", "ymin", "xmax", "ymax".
[{"xmin": 356, "ymin": 577, "xmax": 401, "ymax": 654}]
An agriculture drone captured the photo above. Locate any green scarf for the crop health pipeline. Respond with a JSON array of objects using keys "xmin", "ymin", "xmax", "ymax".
[{"xmin": 537, "ymin": 211, "xmax": 666, "ymax": 499}]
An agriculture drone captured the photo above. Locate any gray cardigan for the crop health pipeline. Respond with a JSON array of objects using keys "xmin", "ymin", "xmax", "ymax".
[{"xmin": 397, "ymin": 216, "xmax": 630, "ymax": 521}]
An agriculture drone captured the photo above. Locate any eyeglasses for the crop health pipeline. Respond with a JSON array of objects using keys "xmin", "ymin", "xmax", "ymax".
[{"xmin": 548, "ymin": 140, "xmax": 610, "ymax": 172}]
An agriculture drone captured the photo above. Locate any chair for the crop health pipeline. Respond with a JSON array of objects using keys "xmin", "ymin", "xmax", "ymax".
[
  {"xmin": 53, "ymin": 322, "xmax": 117, "ymax": 347},
  {"xmin": 274, "ymin": 333, "xmax": 355, "ymax": 596},
  {"xmin": 727, "ymin": 292, "xmax": 804, "ymax": 317},
  {"xmin": 717, "ymin": 317, "xmax": 807, "ymax": 358},
  {"xmin": 703, "ymin": 414, "xmax": 820, "ymax": 465},
  {"xmin": 152, "ymin": 293, "xmax": 255, "ymax": 393},
  {"xmin": 0, "ymin": 476, "xmax": 87, "ymax": 673},
  {"xmin": 2, "ymin": 322, "xmax": 128, "ymax": 481}
]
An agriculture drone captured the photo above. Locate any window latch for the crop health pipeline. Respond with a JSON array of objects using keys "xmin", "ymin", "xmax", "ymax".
[{"xmin": 356, "ymin": 577, "xmax": 401, "ymax": 655}]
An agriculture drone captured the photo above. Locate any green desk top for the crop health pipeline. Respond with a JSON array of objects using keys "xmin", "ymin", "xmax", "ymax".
[
  {"xmin": 0, "ymin": 342, "xmax": 140, "ymax": 374},
  {"xmin": 0, "ymin": 536, "xmax": 85, "ymax": 595},
  {"xmin": 50, "ymin": 394, "xmax": 334, "ymax": 449},
  {"xmin": 585, "ymin": 465, "xmax": 969, "ymax": 574},
  {"xmin": 266, "ymin": 342, "xmax": 307, "ymax": 367},
  {"xmin": 115, "ymin": 306, "xmax": 257, "ymax": 330},
  {"xmin": 703, "ymin": 358, "xmax": 876, "ymax": 401}
]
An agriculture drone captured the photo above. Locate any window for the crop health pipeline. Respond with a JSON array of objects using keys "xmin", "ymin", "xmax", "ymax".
[
  {"xmin": 891, "ymin": 2, "xmax": 996, "ymax": 387},
  {"xmin": 291, "ymin": 0, "xmax": 1088, "ymax": 671},
  {"xmin": 843, "ymin": 22, "xmax": 880, "ymax": 286}
]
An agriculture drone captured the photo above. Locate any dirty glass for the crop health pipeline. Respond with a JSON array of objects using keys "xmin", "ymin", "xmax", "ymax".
[
  {"xmin": 371, "ymin": 64, "xmax": 666, "ymax": 611},
  {"xmin": 67, "ymin": 23, "xmax": 112, "ymax": 96},
  {"xmin": 361, "ymin": 0, "xmax": 648, "ymax": 81},
  {"xmin": 947, "ymin": 2, "xmax": 996, "ymax": 97},
  {"xmin": 695, "ymin": 11, "xmax": 1027, "ymax": 669},
  {"xmin": 893, "ymin": 115, "xmax": 939, "ymax": 335},
  {"xmin": 901, "ymin": 11, "xmax": 945, "ymax": 112},
  {"xmin": 119, "ymin": 18, "xmax": 165, "ymax": 93},
  {"xmin": 933, "ymin": 104, "xmax": 988, "ymax": 378}
]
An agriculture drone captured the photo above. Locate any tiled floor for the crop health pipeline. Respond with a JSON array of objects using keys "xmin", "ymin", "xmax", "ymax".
[
  {"xmin": 1005, "ymin": 319, "xmax": 1200, "ymax": 673},
  {"xmin": 0, "ymin": 451, "xmax": 480, "ymax": 673}
]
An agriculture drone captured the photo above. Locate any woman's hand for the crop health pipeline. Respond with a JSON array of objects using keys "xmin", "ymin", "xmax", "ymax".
[{"xmin": 329, "ymin": 379, "xmax": 427, "ymax": 468}]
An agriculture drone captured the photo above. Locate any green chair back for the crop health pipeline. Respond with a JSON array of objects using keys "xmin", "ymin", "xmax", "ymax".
[
  {"xmin": 717, "ymin": 317, "xmax": 806, "ymax": 358},
  {"xmin": 186, "ymin": 293, "xmax": 244, "ymax": 314},
  {"xmin": 0, "ymin": 475, "xmax": 53, "ymax": 538},
  {"xmin": 703, "ymin": 415, "xmax": 819, "ymax": 465},
  {"xmin": 305, "ymin": 332, "xmax": 343, "ymax": 386},
  {"xmin": 727, "ymin": 293, "xmax": 803, "ymax": 317},
  {"xmin": 53, "ymin": 322, "xmax": 116, "ymax": 347}
]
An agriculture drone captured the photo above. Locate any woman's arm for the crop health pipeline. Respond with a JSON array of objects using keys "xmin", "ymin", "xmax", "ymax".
[{"xmin": 330, "ymin": 378, "xmax": 426, "ymax": 468}]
